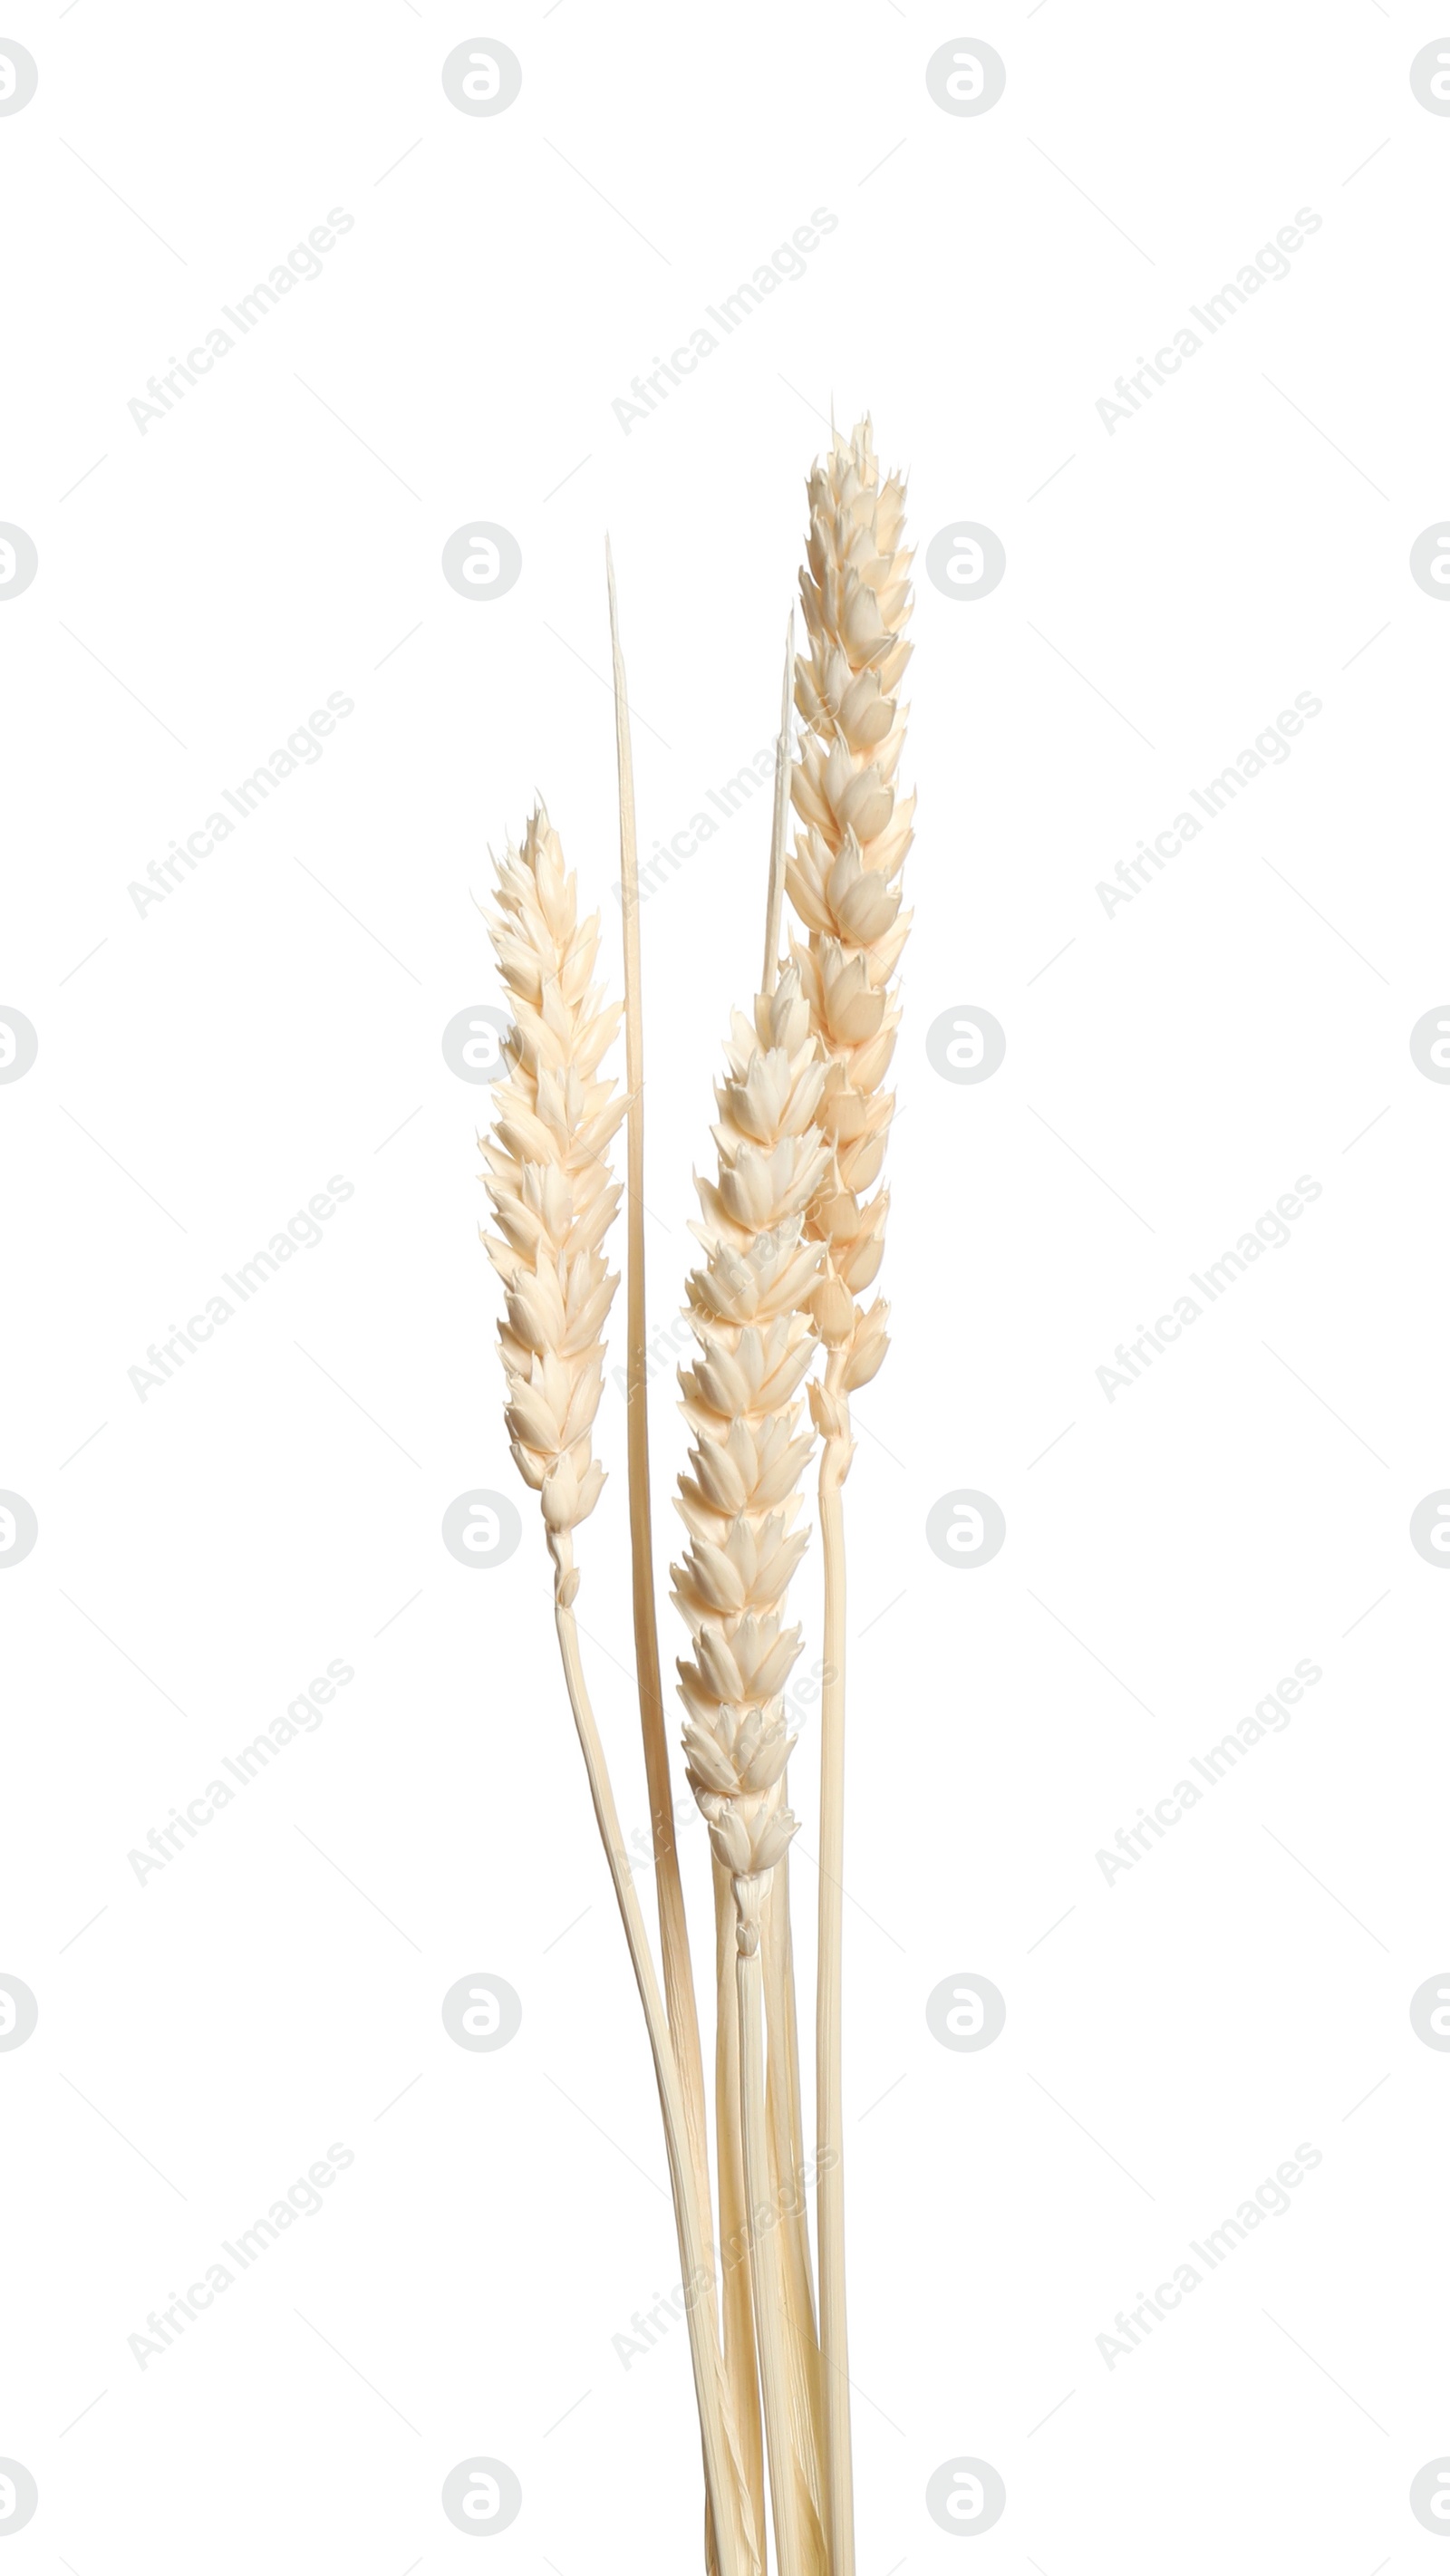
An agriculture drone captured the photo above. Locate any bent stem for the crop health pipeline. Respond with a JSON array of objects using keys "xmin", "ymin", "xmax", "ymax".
[
  {"xmin": 552, "ymin": 1550, "xmax": 754, "ymax": 2576},
  {"xmin": 816, "ymin": 1350, "xmax": 855, "ymax": 2576},
  {"xmin": 737, "ymin": 1877, "xmax": 808, "ymax": 2576}
]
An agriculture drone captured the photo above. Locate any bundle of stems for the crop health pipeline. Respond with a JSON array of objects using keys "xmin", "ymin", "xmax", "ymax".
[{"xmin": 478, "ymin": 419, "xmax": 912, "ymax": 2572}]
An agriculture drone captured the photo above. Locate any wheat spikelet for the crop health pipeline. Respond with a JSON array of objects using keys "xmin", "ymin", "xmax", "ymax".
[
  {"xmin": 480, "ymin": 803, "xmax": 624, "ymax": 1604},
  {"xmin": 788, "ymin": 415, "xmax": 914, "ymax": 1404},
  {"xmin": 671, "ymin": 971, "xmax": 826, "ymax": 1896}
]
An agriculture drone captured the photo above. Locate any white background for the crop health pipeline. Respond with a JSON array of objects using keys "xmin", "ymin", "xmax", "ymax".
[{"xmin": 4, "ymin": 2, "xmax": 1450, "ymax": 2567}]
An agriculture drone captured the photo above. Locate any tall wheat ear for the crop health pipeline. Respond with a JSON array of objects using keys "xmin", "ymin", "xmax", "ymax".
[
  {"xmin": 672, "ymin": 967, "xmax": 831, "ymax": 2576},
  {"xmin": 786, "ymin": 414, "xmax": 915, "ymax": 2576},
  {"xmin": 481, "ymin": 804, "xmax": 756, "ymax": 2576}
]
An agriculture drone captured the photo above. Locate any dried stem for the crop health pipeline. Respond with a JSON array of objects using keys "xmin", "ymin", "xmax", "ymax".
[
  {"xmin": 606, "ymin": 538, "xmax": 715, "ymax": 2257},
  {"xmin": 736, "ymin": 1879, "xmax": 808, "ymax": 2576},
  {"xmin": 715, "ymin": 1857, "xmax": 767, "ymax": 2571},
  {"xmin": 552, "ymin": 1564, "xmax": 751, "ymax": 2576},
  {"xmin": 762, "ymin": 1859, "xmax": 826, "ymax": 2567},
  {"xmin": 609, "ymin": 547, "xmax": 762, "ymax": 2575},
  {"xmin": 815, "ymin": 1350, "xmax": 854, "ymax": 2575}
]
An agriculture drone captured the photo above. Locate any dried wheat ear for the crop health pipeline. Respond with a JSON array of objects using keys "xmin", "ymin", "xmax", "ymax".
[
  {"xmin": 671, "ymin": 970, "xmax": 828, "ymax": 1910},
  {"xmin": 479, "ymin": 803, "xmax": 623, "ymax": 1601},
  {"xmin": 788, "ymin": 416, "xmax": 914, "ymax": 1403}
]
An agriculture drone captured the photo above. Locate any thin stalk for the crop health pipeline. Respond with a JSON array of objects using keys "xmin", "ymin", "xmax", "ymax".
[
  {"xmin": 761, "ymin": 613, "xmax": 795, "ymax": 997},
  {"xmin": 816, "ymin": 1350, "xmax": 855, "ymax": 2576},
  {"xmin": 715, "ymin": 1857, "xmax": 767, "ymax": 2571},
  {"xmin": 609, "ymin": 544, "xmax": 744, "ymax": 2572},
  {"xmin": 764, "ymin": 1867, "xmax": 820, "ymax": 2368},
  {"xmin": 763, "ymin": 1863, "xmax": 826, "ymax": 2569},
  {"xmin": 737, "ymin": 1885, "xmax": 808, "ymax": 2576},
  {"xmin": 553, "ymin": 1570, "xmax": 756, "ymax": 2576},
  {"xmin": 605, "ymin": 538, "xmax": 714, "ymax": 2234}
]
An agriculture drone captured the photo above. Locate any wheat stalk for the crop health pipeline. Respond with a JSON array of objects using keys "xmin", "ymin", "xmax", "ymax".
[
  {"xmin": 735, "ymin": 1878, "xmax": 806, "ymax": 2576},
  {"xmin": 481, "ymin": 806, "xmax": 753, "ymax": 2576},
  {"xmin": 713, "ymin": 1845, "xmax": 767, "ymax": 2571},
  {"xmin": 759, "ymin": 615, "xmax": 827, "ymax": 2568},
  {"xmin": 672, "ymin": 969, "xmax": 830, "ymax": 2576},
  {"xmin": 608, "ymin": 555, "xmax": 767, "ymax": 2576},
  {"xmin": 606, "ymin": 540, "xmax": 718, "ymax": 2303},
  {"xmin": 785, "ymin": 417, "xmax": 915, "ymax": 2576}
]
